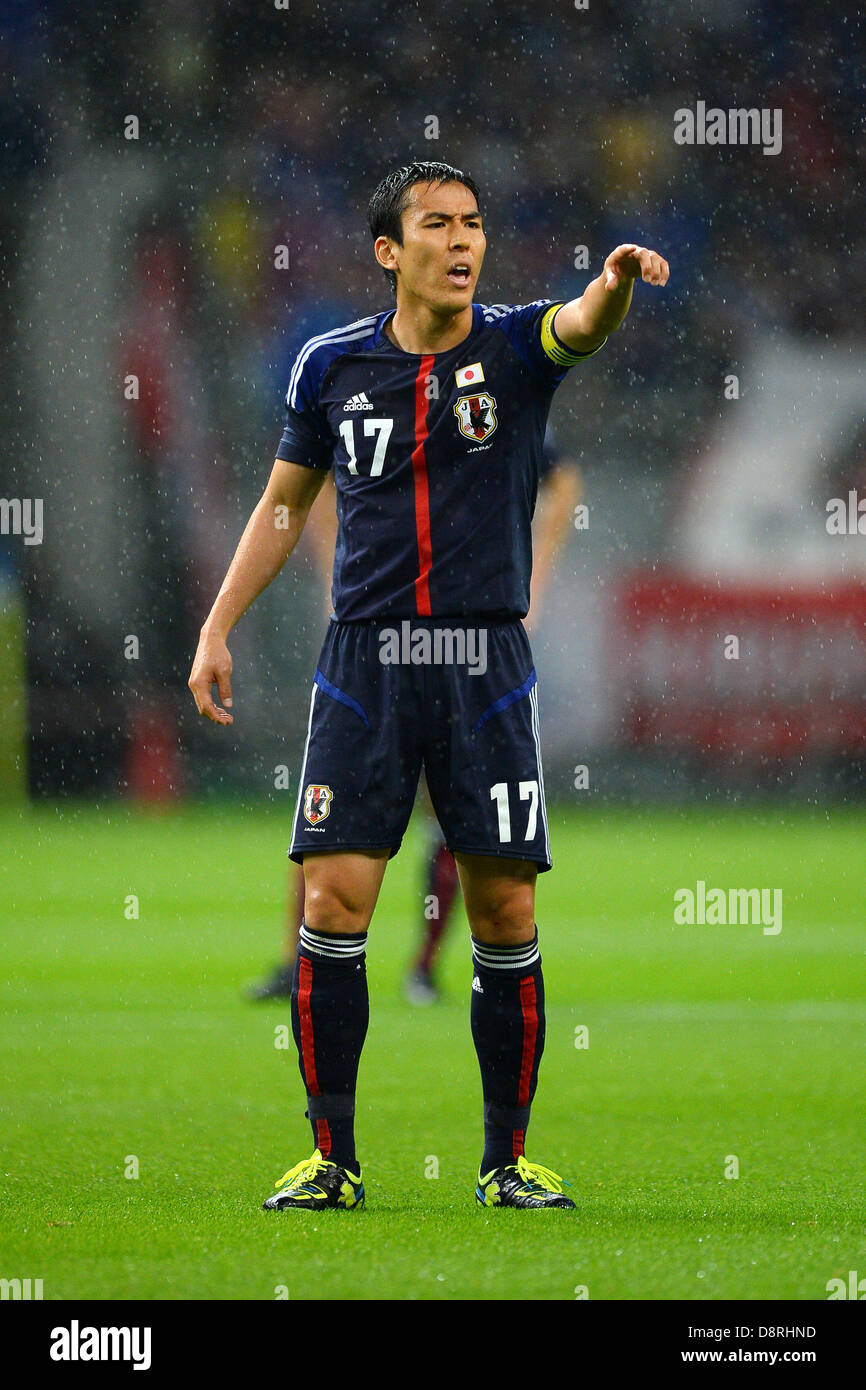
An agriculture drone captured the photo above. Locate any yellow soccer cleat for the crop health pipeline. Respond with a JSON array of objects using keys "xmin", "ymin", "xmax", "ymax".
[
  {"xmin": 262, "ymin": 1148, "xmax": 364, "ymax": 1211},
  {"xmin": 476, "ymin": 1156, "xmax": 575, "ymax": 1209}
]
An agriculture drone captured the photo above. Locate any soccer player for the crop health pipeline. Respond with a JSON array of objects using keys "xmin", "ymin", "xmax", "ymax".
[{"xmin": 188, "ymin": 160, "xmax": 669, "ymax": 1210}]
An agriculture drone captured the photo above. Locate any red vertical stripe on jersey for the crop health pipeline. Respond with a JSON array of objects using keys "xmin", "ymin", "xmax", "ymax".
[
  {"xmin": 411, "ymin": 354, "xmax": 436, "ymax": 616},
  {"xmin": 518, "ymin": 976, "xmax": 538, "ymax": 1106},
  {"xmin": 297, "ymin": 956, "xmax": 320, "ymax": 1095}
]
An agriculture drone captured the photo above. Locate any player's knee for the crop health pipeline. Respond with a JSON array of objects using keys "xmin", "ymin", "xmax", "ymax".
[
  {"xmin": 303, "ymin": 877, "xmax": 373, "ymax": 934},
  {"xmin": 468, "ymin": 881, "xmax": 536, "ymax": 944}
]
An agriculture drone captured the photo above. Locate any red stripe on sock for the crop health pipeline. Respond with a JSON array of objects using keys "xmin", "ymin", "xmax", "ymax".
[
  {"xmin": 298, "ymin": 956, "xmax": 320, "ymax": 1094},
  {"xmin": 411, "ymin": 355, "xmax": 436, "ymax": 616},
  {"xmin": 518, "ymin": 976, "xmax": 538, "ymax": 1107},
  {"xmin": 512, "ymin": 1128, "xmax": 526, "ymax": 1161},
  {"xmin": 315, "ymin": 1118, "xmax": 331, "ymax": 1157}
]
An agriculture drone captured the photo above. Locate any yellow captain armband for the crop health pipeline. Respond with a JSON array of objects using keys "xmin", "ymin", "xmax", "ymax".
[{"xmin": 540, "ymin": 302, "xmax": 607, "ymax": 365}]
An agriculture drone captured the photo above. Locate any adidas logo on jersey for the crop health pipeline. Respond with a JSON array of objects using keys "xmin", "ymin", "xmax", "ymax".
[{"xmin": 343, "ymin": 392, "xmax": 374, "ymax": 411}]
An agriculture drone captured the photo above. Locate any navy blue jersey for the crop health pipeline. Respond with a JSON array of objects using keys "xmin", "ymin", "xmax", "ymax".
[{"xmin": 276, "ymin": 300, "xmax": 603, "ymax": 621}]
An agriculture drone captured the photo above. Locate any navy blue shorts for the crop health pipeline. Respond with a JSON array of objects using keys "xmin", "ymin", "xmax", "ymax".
[{"xmin": 289, "ymin": 618, "xmax": 551, "ymax": 871}]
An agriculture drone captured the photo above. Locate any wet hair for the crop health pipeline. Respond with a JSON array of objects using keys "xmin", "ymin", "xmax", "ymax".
[{"xmin": 367, "ymin": 161, "xmax": 482, "ymax": 295}]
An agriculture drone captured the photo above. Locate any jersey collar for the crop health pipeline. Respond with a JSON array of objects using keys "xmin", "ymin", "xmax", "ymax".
[{"xmin": 373, "ymin": 303, "xmax": 483, "ymax": 355}]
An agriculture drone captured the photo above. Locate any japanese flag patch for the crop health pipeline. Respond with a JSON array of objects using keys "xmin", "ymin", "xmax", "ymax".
[{"xmin": 455, "ymin": 362, "xmax": 485, "ymax": 389}]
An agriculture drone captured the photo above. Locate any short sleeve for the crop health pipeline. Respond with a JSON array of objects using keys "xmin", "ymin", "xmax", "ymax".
[
  {"xmin": 275, "ymin": 350, "xmax": 333, "ymax": 471},
  {"xmin": 497, "ymin": 300, "xmax": 606, "ymax": 387}
]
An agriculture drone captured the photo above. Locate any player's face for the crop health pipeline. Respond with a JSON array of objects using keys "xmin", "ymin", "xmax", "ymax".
[{"xmin": 389, "ymin": 181, "xmax": 486, "ymax": 311}]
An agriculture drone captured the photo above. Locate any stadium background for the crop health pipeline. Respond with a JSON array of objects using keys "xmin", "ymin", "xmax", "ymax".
[
  {"xmin": 2, "ymin": 0, "xmax": 863, "ymax": 803},
  {"xmin": 2, "ymin": 0, "xmax": 865, "ymax": 1305}
]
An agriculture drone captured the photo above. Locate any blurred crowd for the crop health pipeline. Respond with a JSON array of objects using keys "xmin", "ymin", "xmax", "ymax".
[
  {"xmin": 1, "ymin": 0, "xmax": 862, "ymax": 793},
  {"xmin": 4, "ymin": 0, "xmax": 862, "ymax": 387}
]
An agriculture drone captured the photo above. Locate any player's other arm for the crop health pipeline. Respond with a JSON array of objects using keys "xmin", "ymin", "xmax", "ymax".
[
  {"xmin": 527, "ymin": 460, "xmax": 581, "ymax": 632},
  {"xmin": 553, "ymin": 244, "xmax": 670, "ymax": 354},
  {"xmin": 304, "ymin": 471, "xmax": 339, "ymax": 601},
  {"xmin": 188, "ymin": 459, "xmax": 327, "ymax": 724}
]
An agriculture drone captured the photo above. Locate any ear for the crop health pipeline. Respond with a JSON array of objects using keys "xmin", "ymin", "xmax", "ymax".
[{"xmin": 374, "ymin": 235, "xmax": 398, "ymax": 273}]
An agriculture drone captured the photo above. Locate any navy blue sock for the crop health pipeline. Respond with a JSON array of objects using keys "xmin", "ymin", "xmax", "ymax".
[
  {"xmin": 290, "ymin": 921, "xmax": 368, "ymax": 1170},
  {"xmin": 470, "ymin": 928, "xmax": 546, "ymax": 1173}
]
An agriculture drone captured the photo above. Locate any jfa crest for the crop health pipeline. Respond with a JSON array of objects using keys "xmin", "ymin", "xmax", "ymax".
[
  {"xmin": 454, "ymin": 392, "xmax": 498, "ymax": 442},
  {"xmin": 303, "ymin": 785, "xmax": 333, "ymax": 824}
]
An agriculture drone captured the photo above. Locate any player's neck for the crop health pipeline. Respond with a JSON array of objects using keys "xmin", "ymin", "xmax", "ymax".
[{"xmin": 386, "ymin": 299, "xmax": 473, "ymax": 356}]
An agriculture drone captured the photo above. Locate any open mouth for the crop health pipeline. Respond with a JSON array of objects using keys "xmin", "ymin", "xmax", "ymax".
[{"xmin": 446, "ymin": 264, "xmax": 471, "ymax": 286}]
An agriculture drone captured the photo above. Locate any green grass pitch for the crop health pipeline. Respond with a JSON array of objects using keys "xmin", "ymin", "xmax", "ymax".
[{"xmin": 2, "ymin": 800, "xmax": 865, "ymax": 1301}]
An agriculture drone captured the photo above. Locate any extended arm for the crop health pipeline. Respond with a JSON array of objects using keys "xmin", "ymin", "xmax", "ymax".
[
  {"xmin": 553, "ymin": 244, "xmax": 670, "ymax": 354},
  {"xmin": 188, "ymin": 458, "xmax": 327, "ymax": 724}
]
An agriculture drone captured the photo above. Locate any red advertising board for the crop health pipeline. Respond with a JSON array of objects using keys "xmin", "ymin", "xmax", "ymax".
[{"xmin": 615, "ymin": 572, "xmax": 866, "ymax": 756}]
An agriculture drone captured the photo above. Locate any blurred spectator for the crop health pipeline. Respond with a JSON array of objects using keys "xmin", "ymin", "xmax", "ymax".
[{"xmin": 2, "ymin": 0, "xmax": 863, "ymax": 793}]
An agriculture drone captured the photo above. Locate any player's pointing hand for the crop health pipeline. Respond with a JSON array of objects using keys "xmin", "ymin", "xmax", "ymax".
[
  {"xmin": 188, "ymin": 630, "xmax": 234, "ymax": 725},
  {"xmin": 603, "ymin": 244, "xmax": 669, "ymax": 291}
]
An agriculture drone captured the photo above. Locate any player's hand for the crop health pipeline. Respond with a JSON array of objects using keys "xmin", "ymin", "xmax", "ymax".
[
  {"xmin": 603, "ymin": 244, "xmax": 669, "ymax": 291},
  {"xmin": 188, "ymin": 629, "xmax": 234, "ymax": 725}
]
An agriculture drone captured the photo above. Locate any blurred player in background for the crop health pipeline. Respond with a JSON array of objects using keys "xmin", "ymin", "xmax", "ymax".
[{"xmin": 245, "ymin": 429, "xmax": 581, "ymax": 1003}]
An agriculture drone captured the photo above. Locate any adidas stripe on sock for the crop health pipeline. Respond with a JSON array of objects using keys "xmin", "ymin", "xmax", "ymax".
[
  {"xmin": 471, "ymin": 933, "xmax": 541, "ymax": 972},
  {"xmin": 299, "ymin": 923, "xmax": 367, "ymax": 960}
]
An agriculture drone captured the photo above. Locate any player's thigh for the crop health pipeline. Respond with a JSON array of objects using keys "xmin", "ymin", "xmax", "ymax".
[
  {"xmin": 303, "ymin": 849, "xmax": 391, "ymax": 934},
  {"xmin": 290, "ymin": 622, "xmax": 424, "ymax": 864},
  {"xmin": 454, "ymin": 851, "xmax": 537, "ymax": 944},
  {"xmin": 424, "ymin": 622, "xmax": 551, "ymax": 874}
]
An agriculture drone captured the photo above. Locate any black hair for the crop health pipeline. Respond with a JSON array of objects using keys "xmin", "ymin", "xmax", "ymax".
[{"xmin": 366, "ymin": 161, "xmax": 482, "ymax": 295}]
